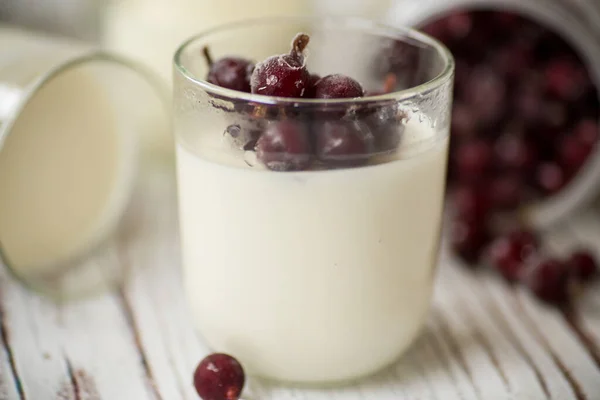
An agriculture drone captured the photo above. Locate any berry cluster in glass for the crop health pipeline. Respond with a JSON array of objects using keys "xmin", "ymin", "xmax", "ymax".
[{"xmin": 204, "ymin": 33, "xmax": 406, "ymax": 171}]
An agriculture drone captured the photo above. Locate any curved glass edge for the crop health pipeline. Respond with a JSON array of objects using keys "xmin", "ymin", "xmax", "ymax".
[
  {"xmin": 0, "ymin": 51, "xmax": 170, "ymax": 301},
  {"xmin": 173, "ymin": 16, "xmax": 455, "ymax": 107}
]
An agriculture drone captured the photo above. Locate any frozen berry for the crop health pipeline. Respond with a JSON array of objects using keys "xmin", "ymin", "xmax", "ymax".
[
  {"xmin": 445, "ymin": 12, "xmax": 473, "ymax": 40},
  {"xmin": 451, "ymin": 103, "xmax": 477, "ymax": 139},
  {"xmin": 314, "ymin": 74, "xmax": 364, "ymax": 99},
  {"xmin": 251, "ymin": 33, "xmax": 311, "ymax": 98},
  {"xmin": 489, "ymin": 174, "xmax": 524, "ymax": 210},
  {"xmin": 453, "ymin": 140, "xmax": 493, "ymax": 182},
  {"xmin": 525, "ymin": 259, "xmax": 571, "ymax": 305},
  {"xmin": 567, "ymin": 250, "xmax": 598, "ymax": 282},
  {"xmin": 256, "ymin": 121, "xmax": 312, "ymax": 171},
  {"xmin": 303, "ymin": 73, "xmax": 321, "ymax": 98},
  {"xmin": 203, "ymin": 47, "xmax": 254, "ymax": 93},
  {"xmin": 494, "ymin": 134, "xmax": 537, "ymax": 174},
  {"xmin": 488, "ymin": 229, "xmax": 538, "ymax": 282},
  {"xmin": 545, "ymin": 59, "xmax": 587, "ymax": 101},
  {"xmin": 316, "ymin": 121, "xmax": 372, "ymax": 166},
  {"xmin": 451, "ymin": 218, "xmax": 490, "ymax": 264},
  {"xmin": 535, "ymin": 162, "xmax": 566, "ymax": 194},
  {"xmin": 452, "ymin": 185, "xmax": 490, "ymax": 221},
  {"xmin": 193, "ymin": 353, "xmax": 245, "ymax": 400},
  {"xmin": 573, "ymin": 119, "xmax": 598, "ymax": 147},
  {"xmin": 558, "ymin": 135, "xmax": 591, "ymax": 174},
  {"xmin": 206, "ymin": 57, "xmax": 254, "ymax": 92},
  {"xmin": 376, "ymin": 40, "xmax": 418, "ymax": 81},
  {"xmin": 365, "ymin": 104, "xmax": 403, "ymax": 153},
  {"xmin": 463, "ymin": 67, "xmax": 506, "ymax": 125}
]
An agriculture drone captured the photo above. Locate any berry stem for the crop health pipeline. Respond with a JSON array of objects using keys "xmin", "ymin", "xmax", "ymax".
[
  {"xmin": 291, "ymin": 33, "xmax": 310, "ymax": 60},
  {"xmin": 202, "ymin": 46, "xmax": 214, "ymax": 67}
]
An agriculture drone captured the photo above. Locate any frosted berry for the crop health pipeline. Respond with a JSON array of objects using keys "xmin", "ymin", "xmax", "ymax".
[
  {"xmin": 251, "ymin": 34, "xmax": 311, "ymax": 98},
  {"xmin": 193, "ymin": 353, "xmax": 245, "ymax": 400}
]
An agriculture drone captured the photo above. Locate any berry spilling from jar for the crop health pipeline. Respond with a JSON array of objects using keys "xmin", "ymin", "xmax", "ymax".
[
  {"xmin": 415, "ymin": 10, "xmax": 599, "ymax": 306},
  {"xmin": 204, "ymin": 33, "xmax": 407, "ymax": 171},
  {"xmin": 418, "ymin": 10, "xmax": 599, "ymax": 203}
]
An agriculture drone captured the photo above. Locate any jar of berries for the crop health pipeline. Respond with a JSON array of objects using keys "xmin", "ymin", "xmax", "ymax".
[{"xmin": 384, "ymin": 0, "xmax": 600, "ymax": 231}]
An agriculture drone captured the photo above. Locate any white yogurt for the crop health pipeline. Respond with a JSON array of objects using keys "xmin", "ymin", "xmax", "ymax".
[
  {"xmin": 0, "ymin": 66, "xmax": 136, "ymax": 275},
  {"xmin": 176, "ymin": 117, "xmax": 448, "ymax": 382}
]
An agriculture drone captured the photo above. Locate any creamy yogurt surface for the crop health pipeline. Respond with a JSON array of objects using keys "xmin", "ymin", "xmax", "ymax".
[{"xmin": 176, "ymin": 116, "xmax": 448, "ymax": 382}]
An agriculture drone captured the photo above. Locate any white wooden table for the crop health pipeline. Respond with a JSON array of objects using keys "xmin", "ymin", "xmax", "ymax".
[{"xmin": 1, "ymin": 169, "xmax": 600, "ymax": 400}]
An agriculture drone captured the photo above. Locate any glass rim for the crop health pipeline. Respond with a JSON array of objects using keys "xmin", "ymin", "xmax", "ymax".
[
  {"xmin": 173, "ymin": 15, "xmax": 455, "ymax": 106},
  {"xmin": 0, "ymin": 50, "xmax": 169, "ymax": 153},
  {"xmin": 0, "ymin": 50, "xmax": 169, "ymax": 297}
]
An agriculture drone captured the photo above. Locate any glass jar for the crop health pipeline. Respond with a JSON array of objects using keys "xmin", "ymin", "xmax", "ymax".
[
  {"xmin": 174, "ymin": 16, "xmax": 453, "ymax": 384},
  {"xmin": 0, "ymin": 25, "xmax": 169, "ymax": 301},
  {"xmin": 386, "ymin": 0, "xmax": 600, "ymax": 229}
]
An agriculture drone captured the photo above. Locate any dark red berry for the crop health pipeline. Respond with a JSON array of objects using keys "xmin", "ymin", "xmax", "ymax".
[
  {"xmin": 453, "ymin": 139, "xmax": 493, "ymax": 182},
  {"xmin": 558, "ymin": 135, "xmax": 591, "ymax": 174},
  {"xmin": 303, "ymin": 73, "xmax": 321, "ymax": 98},
  {"xmin": 494, "ymin": 134, "xmax": 537, "ymax": 173},
  {"xmin": 535, "ymin": 162, "xmax": 566, "ymax": 194},
  {"xmin": 567, "ymin": 250, "xmax": 598, "ymax": 282},
  {"xmin": 488, "ymin": 229, "xmax": 538, "ymax": 282},
  {"xmin": 207, "ymin": 57, "xmax": 255, "ymax": 92},
  {"xmin": 445, "ymin": 12, "xmax": 473, "ymax": 40},
  {"xmin": 489, "ymin": 174, "xmax": 524, "ymax": 210},
  {"xmin": 514, "ymin": 81, "xmax": 544, "ymax": 126},
  {"xmin": 193, "ymin": 353, "xmax": 245, "ymax": 400},
  {"xmin": 540, "ymin": 100, "xmax": 569, "ymax": 130},
  {"xmin": 365, "ymin": 104, "xmax": 403, "ymax": 153},
  {"xmin": 314, "ymin": 74, "xmax": 364, "ymax": 99},
  {"xmin": 451, "ymin": 103, "xmax": 477, "ymax": 139},
  {"xmin": 251, "ymin": 34, "xmax": 310, "ymax": 98},
  {"xmin": 492, "ymin": 42, "xmax": 533, "ymax": 79},
  {"xmin": 573, "ymin": 119, "xmax": 598, "ymax": 147},
  {"xmin": 463, "ymin": 67, "xmax": 506, "ymax": 125},
  {"xmin": 256, "ymin": 121, "xmax": 312, "ymax": 171},
  {"xmin": 544, "ymin": 59, "xmax": 587, "ymax": 101},
  {"xmin": 376, "ymin": 40, "xmax": 419, "ymax": 82},
  {"xmin": 316, "ymin": 121, "xmax": 372, "ymax": 166},
  {"xmin": 452, "ymin": 185, "xmax": 490, "ymax": 221},
  {"xmin": 450, "ymin": 218, "xmax": 490, "ymax": 264},
  {"xmin": 525, "ymin": 259, "xmax": 571, "ymax": 305}
]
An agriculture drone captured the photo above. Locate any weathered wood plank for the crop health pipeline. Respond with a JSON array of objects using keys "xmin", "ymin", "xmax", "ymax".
[
  {"xmin": 0, "ymin": 246, "xmax": 158, "ymax": 400},
  {"xmin": 117, "ymin": 170, "xmax": 202, "ymax": 400},
  {"xmin": 0, "ymin": 302, "xmax": 21, "ymax": 400},
  {"xmin": 476, "ymin": 277, "xmax": 577, "ymax": 399},
  {"xmin": 7, "ymin": 169, "xmax": 600, "ymax": 399},
  {"xmin": 436, "ymin": 260, "xmax": 550, "ymax": 399},
  {"xmin": 57, "ymin": 272, "xmax": 156, "ymax": 400},
  {"xmin": 0, "ymin": 268, "xmax": 74, "ymax": 399},
  {"xmin": 548, "ymin": 212, "xmax": 600, "ymax": 368}
]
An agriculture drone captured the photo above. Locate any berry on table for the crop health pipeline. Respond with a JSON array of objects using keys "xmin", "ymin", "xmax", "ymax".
[
  {"xmin": 487, "ymin": 229, "xmax": 539, "ymax": 282},
  {"xmin": 193, "ymin": 353, "xmax": 245, "ymax": 400},
  {"xmin": 450, "ymin": 217, "xmax": 490, "ymax": 265},
  {"xmin": 524, "ymin": 258, "xmax": 571, "ymax": 305},
  {"xmin": 567, "ymin": 250, "xmax": 598, "ymax": 282}
]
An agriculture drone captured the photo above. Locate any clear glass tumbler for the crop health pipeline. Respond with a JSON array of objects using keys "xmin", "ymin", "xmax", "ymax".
[
  {"xmin": 174, "ymin": 17, "xmax": 454, "ymax": 384},
  {"xmin": 0, "ymin": 25, "xmax": 169, "ymax": 300}
]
